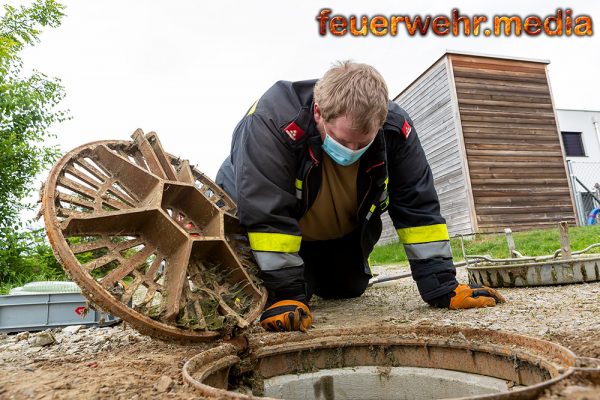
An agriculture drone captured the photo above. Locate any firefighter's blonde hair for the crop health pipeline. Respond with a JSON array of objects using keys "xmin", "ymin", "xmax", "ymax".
[{"xmin": 314, "ymin": 61, "xmax": 389, "ymax": 134}]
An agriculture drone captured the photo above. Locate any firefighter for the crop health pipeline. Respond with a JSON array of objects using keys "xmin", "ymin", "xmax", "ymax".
[{"xmin": 216, "ymin": 61, "xmax": 505, "ymax": 332}]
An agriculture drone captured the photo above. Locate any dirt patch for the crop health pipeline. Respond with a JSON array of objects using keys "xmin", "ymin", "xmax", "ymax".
[
  {"xmin": 539, "ymin": 369, "xmax": 600, "ymax": 399},
  {"xmin": 549, "ymin": 332, "xmax": 600, "ymax": 360},
  {"xmin": 0, "ymin": 330, "xmax": 210, "ymax": 399}
]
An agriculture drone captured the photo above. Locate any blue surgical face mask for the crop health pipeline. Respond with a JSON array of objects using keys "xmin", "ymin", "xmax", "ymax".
[{"xmin": 321, "ymin": 124, "xmax": 375, "ymax": 166}]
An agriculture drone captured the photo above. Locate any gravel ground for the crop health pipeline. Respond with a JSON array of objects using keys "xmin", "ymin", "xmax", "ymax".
[
  {"xmin": 312, "ymin": 265, "xmax": 600, "ymax": 355},
  {"xmin": 0, "ymin": 264, "xmax": 599, "ymax": 399}
]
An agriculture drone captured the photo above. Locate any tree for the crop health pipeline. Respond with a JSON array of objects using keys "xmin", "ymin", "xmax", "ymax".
[
  {"xmin": 0, "ymin": 0, "xmax": 68, "ymax": 288},
  {"xmin": 0, "ymin": 0, "xmax": 68, "ymax": 240}
]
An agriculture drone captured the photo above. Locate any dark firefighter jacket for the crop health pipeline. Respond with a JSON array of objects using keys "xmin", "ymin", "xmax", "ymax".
[{"xmin": 216, "ymin": 79, "xmax": 459, "ymax": 307}]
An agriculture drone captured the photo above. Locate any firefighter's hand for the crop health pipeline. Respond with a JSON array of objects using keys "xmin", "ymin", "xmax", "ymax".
[
  {"xmin": 449, "ymin": 284, "xmax": 506, "ymax": 309},
  {"xmin": 259, "ymin": 300, "xmax": 313, "ymax": 332}
]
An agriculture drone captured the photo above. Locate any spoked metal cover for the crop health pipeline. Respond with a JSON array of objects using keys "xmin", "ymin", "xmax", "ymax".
[{"xmin": 41, "ymin": 129, "xmax": 266, "ymax": 342}]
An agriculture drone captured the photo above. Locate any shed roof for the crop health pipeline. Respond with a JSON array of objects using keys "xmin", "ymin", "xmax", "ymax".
[{"xmin": 394, "ymin": 50, "xmax": 550, "ymax": 101}]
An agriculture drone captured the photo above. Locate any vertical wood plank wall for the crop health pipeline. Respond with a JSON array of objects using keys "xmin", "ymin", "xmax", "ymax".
[
  {"xmin": 449, "ymin": 54, "xmax": 576, "ymax": 232},
  {"xmin": 378, "ymin": 58, "xmax": 472, "ymax": 245}
]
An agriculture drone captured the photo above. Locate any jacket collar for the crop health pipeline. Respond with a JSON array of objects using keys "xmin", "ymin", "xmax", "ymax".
[{"xmin": 359, "ymin": 130, "xmax": 387, "ymax": 175}]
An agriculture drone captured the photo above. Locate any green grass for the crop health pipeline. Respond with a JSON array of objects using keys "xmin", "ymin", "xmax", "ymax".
[
  {"xmin": 3, "ymin": 225, "xmax": 599, "ymax": 294},
  {"xmin": 370, "ymin": 225, "xmax": 600, "ymax": 265}
]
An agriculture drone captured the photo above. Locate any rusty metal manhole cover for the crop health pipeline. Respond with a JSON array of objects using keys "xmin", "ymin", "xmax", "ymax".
[
  {"xmin": 467, "ymin": 255, "xmax": 600, "ymax": 288},
  {"xmin": 41, "ymin": 129, "xmax": 266, "ymax": 341},
  {"xmin": 466, "ymin": 224, "xmax": 600, "ymax": 288}
]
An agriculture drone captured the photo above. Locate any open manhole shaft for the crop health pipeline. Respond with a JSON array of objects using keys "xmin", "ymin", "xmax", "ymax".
[
  {"xmin": 182, "ymin": 325, "xmax": 600, "ymax": 400},
  {"xmin": 42, "ymin": 129, "xmax": 267, "ymax": 341}
]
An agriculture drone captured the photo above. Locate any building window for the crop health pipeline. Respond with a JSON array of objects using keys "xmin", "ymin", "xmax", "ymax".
[{"xmin": 561, "ymin": 132, "xmax": 586, "ymax": 156}]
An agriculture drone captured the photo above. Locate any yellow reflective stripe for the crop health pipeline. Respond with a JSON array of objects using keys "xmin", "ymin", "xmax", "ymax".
[
  {"xmin": 247, "ymin": 100, "xmax": 258, "ymax": 116},
  {"xmin": 396, "ymin": 224, "xmax": 449, "ymax": 244},
  {"xmin": 384, "ymin": 177, "xmax": 389, "ymax": 190},
  {"xmin": 248, "ymin": 232, "xmax": 301, "ymax": 252},
  {"xmin": 381, "ymin": 196, "xmax": 389, "ymax": 210},
  {"xmin": 369, "ymin": 204, "xmax": 376, "ymax": 213},
  {"xmin": 295, "ymin": 179, "xmax": 303, "ymax": 190}
]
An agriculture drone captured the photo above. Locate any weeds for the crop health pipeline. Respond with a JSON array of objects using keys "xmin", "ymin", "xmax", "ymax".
[{"xmin": 0, "ymin": 228, "xmax": 67, "ymax": 294}]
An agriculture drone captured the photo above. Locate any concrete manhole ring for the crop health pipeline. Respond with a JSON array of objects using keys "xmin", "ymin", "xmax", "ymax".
[{"xmin": 182, "ymin": 325, "xmax": 600, "ymax": 399}]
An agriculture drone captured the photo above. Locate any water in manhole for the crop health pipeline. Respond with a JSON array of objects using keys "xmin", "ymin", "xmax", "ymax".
[{"xmin": 183, "ymin": 325, "xmax": 589, "ymax": 400}]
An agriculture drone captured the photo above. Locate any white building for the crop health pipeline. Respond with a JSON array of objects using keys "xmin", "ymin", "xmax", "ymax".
[{"xmin": 556, "ymin": 109, "xmax": 600, "ymax": 222}]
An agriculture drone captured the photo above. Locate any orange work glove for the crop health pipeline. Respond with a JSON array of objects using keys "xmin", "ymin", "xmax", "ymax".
[
  {"xmin": 449, "ymin": 284, "xmax": 506, "ymax": 310},
  {"xmin": 259, "ymin": 300, "xmax": 313, "ymax": 332}
]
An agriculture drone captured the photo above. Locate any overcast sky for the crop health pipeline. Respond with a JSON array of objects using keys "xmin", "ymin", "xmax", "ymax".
[{"xmin": 11, "ymin": 0, "xmax": 600, "ymax": 179}]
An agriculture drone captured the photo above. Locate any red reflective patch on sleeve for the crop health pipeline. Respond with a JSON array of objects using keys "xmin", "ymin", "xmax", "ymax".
[
  {"xmin": 401, "ymin": 120, "xmax": 412, "ymax": 139},
  {"xmin": 283, "ymin": 121, "xmax": 305, "ymax": 141}
]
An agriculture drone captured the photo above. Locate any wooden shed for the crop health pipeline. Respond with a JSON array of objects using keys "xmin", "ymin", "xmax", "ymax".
[{"xmin": 379, "ymin": 51, "xmax": 577, "ymax": 241}]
